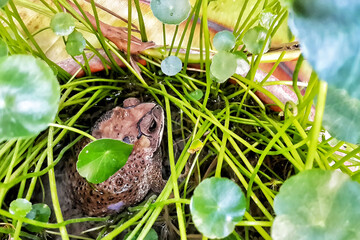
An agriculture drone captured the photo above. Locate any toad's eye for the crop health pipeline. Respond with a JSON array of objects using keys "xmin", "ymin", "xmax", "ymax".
[{"xmin": 149, "ymin": 119, "xmax": 157, "ymax": 132}]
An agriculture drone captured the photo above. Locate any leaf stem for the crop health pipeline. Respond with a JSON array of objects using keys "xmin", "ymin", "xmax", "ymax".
[
  {"xmin": 47, "ymin": 126, "xmax": 69, "ymax": 239},
  {"xmin": 305, "ymin": 80, "xmax": 327, "ymax": 169},
  {"xmin": 201, "ymin": 0, "xmax": 212, "ymax": 108},
  {"xmin": 159, "ymin": 84, "xmax": 187, "ymax": 240},
  {"xmin": 48, "ymin": 123, "xmax": 96, "ymax": 141},
  {"xmin": 127, "ymin": 0, "xmax": 132, "ymax": 62}
]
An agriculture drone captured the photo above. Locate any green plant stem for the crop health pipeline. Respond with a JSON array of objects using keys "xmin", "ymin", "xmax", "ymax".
[
  {"xmin": 138, "ymin": 128, "xmax": 204, "ymax": 239},
  {"xmin": 17, "ymin": 149, "xmax": 31, "ymax": 198},
  {"xmin": 250, "ymin": 9, "xmax": 287, "ymax": 82},
  {"xmin": 215, "ymin": 96, "xmax": 230, "ymax": 177},
  {"xmin": 0, "ymin": 140, "xmax": 20, "ymax": 207},
  {"xmin": 48, "ymin": 123, "xmax": 96, "ymax": 141},
  {"xmin": 246, "ymin": 113, "xmax": 304, "ymax": 209},
  {"xmin": 7, "ymin": 0, "xmax": 54, "ymax": 67},
  {"xmin": 46, "ymin": 231, "xmax": 93, "ymax": 240},
  {"xmin": 169, "ymin": 25, "xmax": 179, "ymax": 56},
  {"xmin": 159, "ymin": 84, "xmax": 187, "ymax": 240},
  {"xmin": 0, "ymin": 226, "xmax": 41, "ymax": 240},
  {"xmin": 121, "ymin": 209, "xmax": 153, "ymax": 240},
  {"xmin": 101, "ymin": 196, "xmax": 155, "ymax": 240},
  {"xmin": 305, "ymin": 80, "xmax": 327, "ymax": 169},
  {"xmin": 234, "ymin": 0, "xmax": 249, "ymax": 34},
  {"xmin": 243, "ymin": 212, "xmax": 271, "ymax": 240},
  {"xmin": 234, "ymin": 0, "xmax": 261, "ymax": 37},
  {"xmin": 201, "ymin": 0, "xmax": 212, "ymax": 108},
  {"xmin": 0, "ymin": 139, "xmax": 16, "ymax": 160},
  {"xmin": 106, "ymin": 44, "xmax": 161, "ymax": 105},
  {"xmin": 146, "ymin": 84, "xmax": 285, "ymax": 155},
  {"xmin": 182, "ymin": 0, "xmax": 202, "ymax": 72},
  {"xmin": 47, "ymin": 127, "xmax": 69, "ymax": 239},
  {"xmin": 332, "ymin": 146, "xmax": 360, "ymax": 170},
  {"xmin": 210, "ymin": 134, "xmax": 274, "ymax": 220},
  {"xmin": 14, "ymin": 218, "xmax": 22, "ymax": 239},
  {"xmin": 127, "ymin": 0, "xmax": 132, "ymax": 62},
  {"xmin": 0, "ymin": 208, "xmax": 107, "ymax": 228},
  {"xmin": 260, "ymin": 51, "xmax": 286, "ymax": 84},
  {"xmin": 19, "ymin": 89, "xmax": 102, "ymax": 202},
  {"xmin": 162, "ymin": 23, "xmax": 166, "ymax": 50},
  {"xmin": 0, "ymin": 137, "xmax": 81, "ymax": 190},
  {"xmin": 175, "ymin": 0, "xmax": 199, "ymax": 56},
  {"xmin": 292, "ymin": 54, "xmax": 304, "ymax": 103},
  {"xmin": 133, "ymin": 0, "xmax": 147, "ymax": 42}
]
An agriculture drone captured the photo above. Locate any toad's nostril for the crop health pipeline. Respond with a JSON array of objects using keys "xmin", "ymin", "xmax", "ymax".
[{"xmin": 123, "ymin": 136, "xmax": 131, "ymax": 143}]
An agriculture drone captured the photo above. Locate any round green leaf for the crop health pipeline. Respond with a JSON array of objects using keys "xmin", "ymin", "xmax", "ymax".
[
  {"xmin": 150, "ymin": 0, "xmax": 191, "ymax": 25},
  {"xmin": 66, "ymin": 30, "xmax": 86, "ymax": 56},
  {"xmin": 161, "ymin": 55, "xmax": 182, "ymax": 76},
  {"xmin": 50, "ymin": 12, "xmax": 75, "ymax": 36},
  {"xmin": 190, "ymin": 177, "xmax": 246, "ymax": 239},
  {"xmin": 187, "ymin": 89, "xmax": 204, "ymax": 101},
  {"xmin": 0, "ymin": 38, "xmax": 8, "ymax": 57},
  {"xmin": 213, "ymin": 30, "xmax": 236, "ymax": 52},
  {"xmin": 77, "ymin": 139, "xmax": 134, "ymax": 184},
  {"xmin": 9, "ymin": 198, "xmax": 32, "ymax": 218},
  {"xmin": 272, "ymin": 169, "xmax": 360, "ymax": 240},
  {"xmin": 243, "ymin": 26, "xmax": 270, "ymax": 55},
  {"xmin": 322, "ymin": 85, "xmax": 360, "ymax": 144},
  {"xmin": 210, "ymin": 51, "xmax": 237, "ymax": 83},
  {"xmin": 0, "ymin": 55, "xmax": 60, "ymax": 141},
  {"xmin": 285, "ymin": 0, "xmax": 360, "ymax": 99},
  {"xmin": 24, "ymin": 203, "xmax": 51, "ymax": 233},
  {"xmin": 0, "ymin": 0, "xmax": 9, "ymax": 8}
]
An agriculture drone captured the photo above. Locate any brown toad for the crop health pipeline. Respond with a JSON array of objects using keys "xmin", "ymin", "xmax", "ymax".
[{"xmin": 67, "ymin": 98, "xmax": 165, "ymax": 216}]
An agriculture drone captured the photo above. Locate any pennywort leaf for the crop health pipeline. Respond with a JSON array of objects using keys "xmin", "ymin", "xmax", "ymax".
[
  {"xmin": 150, "ymin": 0, "xmax": 191, "ymax": 25},
  {"xmin": 285, "ymin": 0, "xmax": 360, "ymax": 99},
  {"xmin": 213, "ymin": 30, "xmax": 236, "ymax": 52},
  {"xmin": 0, "ymin": 55, "xmax": 60, "ymax": 141},
  {"xmin": 50, "ymin": 12, "xmax": 75, "ymax": 36},
  {"xmin": 187, "ymin": 89, "xmax": 204, "ymax": 101},
  {"xmin": 190, "ymin": 177, "xmax": 246, "ymax": 239},
  {"xmin": 24, "ymin": 203, "xmax": 51, "ymax": 233},
  {"xmin": 272, "ymin": 169, "xmax": 360, "ymax": 240},
  {"xmin": 243, "ymin": 26, "xmax": 270, "ymax": 55},
  {"xmin": 161, "ymin": 55, "xmax": 182, "ymax": 76},
  {"xmin": 77, "ymin": 139, "xmax": 134, "ymax": 184},
  {"xmin": 9, "ymin": 198, "xmax": 32, "ymax": 218},
  {"xmin": 210, "ymin": 51, "xmax": 237, "ymax": 83},
  {"xmin": 322, "ymin": 85, "xmax": 360, "ymax": 144},
  {"xmin": 66, "ymin": 30, "xmax": 86, "ymax": 56},
  {"xmin": 0, "ymin": 0, "xmax": 9, "ymax": 8}
]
